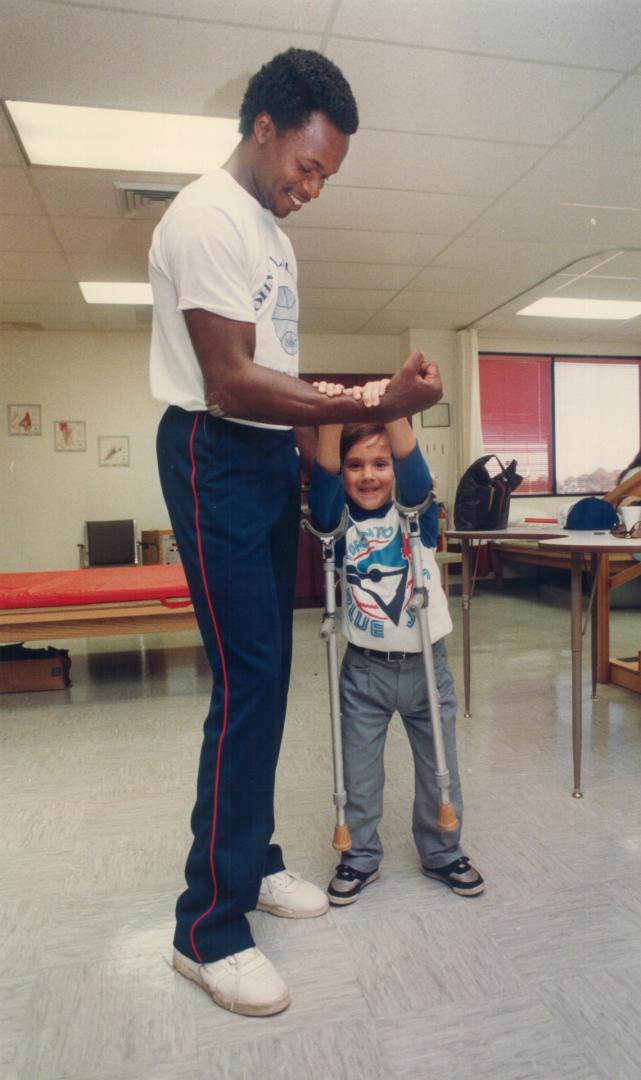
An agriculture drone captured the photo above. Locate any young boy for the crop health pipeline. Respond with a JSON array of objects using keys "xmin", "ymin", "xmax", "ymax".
[{"xmin": 309, "ymin": 412, "xmax": 484, "ymax": 904}]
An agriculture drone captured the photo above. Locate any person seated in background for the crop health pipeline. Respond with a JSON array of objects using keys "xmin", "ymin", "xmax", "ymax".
[
  {"xmin": 616, "ymin": 449, "xmax": 641, "ymax": 487},
  {"xmin": 309, "ymin": 396, "xmax": 484, "ymax": 906}
]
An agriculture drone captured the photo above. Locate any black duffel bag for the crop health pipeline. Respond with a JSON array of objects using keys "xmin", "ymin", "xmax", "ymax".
[{"xmin": 454, "ymin": 454, "xmax": 523, "ymax": 531}]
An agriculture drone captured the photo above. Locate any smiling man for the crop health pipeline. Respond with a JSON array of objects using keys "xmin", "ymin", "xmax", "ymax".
[{"xmin": 149, "ymin": 48, "xmax": 443, "ymax": 1018}]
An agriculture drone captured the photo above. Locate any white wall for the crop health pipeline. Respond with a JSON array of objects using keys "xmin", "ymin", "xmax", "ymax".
[
  {"xmin": 299, "ymin": 332, "xmax": 404, "ymax": 375},
  {"xmin": 2, "ymin": 331, "xmax": 167, "ymax": 571},
  {"xmin": 408, "ymin": 329, "xmax": 459, "ymax": 509},
  {"xmin": 2, "ymin": 329, "xmax": 406, "ymax": 571}
]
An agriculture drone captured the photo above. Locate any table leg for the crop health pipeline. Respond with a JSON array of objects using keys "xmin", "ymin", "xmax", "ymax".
[
  {"xmin": 590, "ymin": 554, "xmax": 599, "ymax": 699},
  {"xmin": 570, "ymin": 551, "xmax": 583, "ymax": 798},
  {"xmin": 461, "ymin": 538, "xmax": 471, "ymax": 718}
]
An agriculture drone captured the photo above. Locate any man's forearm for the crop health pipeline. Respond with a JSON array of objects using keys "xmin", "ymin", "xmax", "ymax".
[
  {"xmin": 206, "ymin": 358, "xmax": 441, "ymax": 427},
  {"xmin": 185, "ymin": 309, "xmax": 442, "ymax": 427}
]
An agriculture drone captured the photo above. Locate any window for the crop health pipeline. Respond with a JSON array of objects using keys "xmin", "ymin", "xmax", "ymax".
[
  {"xmin": 479, "ymin": 353, "xmax": 641, "ymax": 496},
  {"xmin": 479, "ymin": 354, "xmax": 552, "ymax": 494}
]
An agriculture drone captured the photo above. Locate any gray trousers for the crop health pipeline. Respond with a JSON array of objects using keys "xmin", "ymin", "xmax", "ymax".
[{"xmin": 339, "ymin": 639, "xmax": 463, "ymax": 872}]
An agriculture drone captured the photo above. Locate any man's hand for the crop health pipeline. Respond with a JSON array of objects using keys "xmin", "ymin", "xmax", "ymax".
[{"xmin": 380, "ymin": 351, "xmax": 442, "ymax": 419}]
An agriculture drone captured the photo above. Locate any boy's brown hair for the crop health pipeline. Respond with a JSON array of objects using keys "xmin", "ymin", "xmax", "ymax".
[{"xmin": 340, "ymin": 423, "xmax": 387, "ymax": 462}]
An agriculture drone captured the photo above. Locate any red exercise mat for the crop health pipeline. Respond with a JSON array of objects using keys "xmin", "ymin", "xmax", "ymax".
[{"xmin": 0, "ymin": 565, "xmax": 191, "ymax": 610}]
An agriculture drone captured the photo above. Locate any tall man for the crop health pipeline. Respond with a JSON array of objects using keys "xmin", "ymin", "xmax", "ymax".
[{"xmin": 149, "ymin": 48, "xmax": 443, "ymax": 1016}]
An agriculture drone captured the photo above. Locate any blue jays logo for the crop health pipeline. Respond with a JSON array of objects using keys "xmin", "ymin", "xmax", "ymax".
[{"xmin": 346, "ymin": 530, "xmax": 412, "ymax": 626}]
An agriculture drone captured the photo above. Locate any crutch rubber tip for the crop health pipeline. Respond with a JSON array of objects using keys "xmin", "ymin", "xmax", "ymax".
[
  {"xmin": 437, "ymin": 804, "xmax": 459, "ymax": 832},
  {"xmin": 332, "ymin": 825, "xmax": 352, "ymax": 852}
]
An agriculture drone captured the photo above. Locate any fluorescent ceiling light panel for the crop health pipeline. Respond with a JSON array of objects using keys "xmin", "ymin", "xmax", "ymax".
[
  {"xmin": 5, "ymin": 101, "xmax": 239, "ymax": 173},
  {"xmin": 80, "ymin": 282, "xmax": 153, "ymax": 305},
  {"xmin": 517, "ymin": 297, "xmax": 641, "ymax": 320}
]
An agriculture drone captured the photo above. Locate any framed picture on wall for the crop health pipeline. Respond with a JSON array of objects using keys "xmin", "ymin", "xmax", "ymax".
[
  {"xmin": 8, "ymin": 404, "xmax": 41, "ymax": 435},
  {"xmin": 98, "ymin": 435, "xmax": 130, "ymax": 467},
  {"xmin": 54, "ymin": 420, "xmax": 86, "ymax": 452},
  {"xmin": 421, "ymin": 403, "xmax": 450, "ymax": 428}
]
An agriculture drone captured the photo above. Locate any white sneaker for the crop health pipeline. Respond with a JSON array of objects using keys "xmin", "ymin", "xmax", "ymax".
[
  {"xmin": 173, "ymin": 947, "xmax": 290, "ymax": 1016},
  {"xmin": 256, "ymin": 869, "xmax": 329, "ymax": 919}
]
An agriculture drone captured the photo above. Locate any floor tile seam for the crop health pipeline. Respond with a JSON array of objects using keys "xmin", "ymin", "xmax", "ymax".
[
  {"xmin": 532, "ymin": 955, "xmax": 641, "ymax": 1001},
  {"xmin": 2, "ymin": 948, "xmax": 183, "ymax": 984},
  {"xmin": 473, "ymin": 883, "xmax": 641, "ymax": 927},
  {"xmin": 194, "ymin": 1001, "xmax": 379, "ymax": 1059},
  {"xmin": 531, "ymin": 981, "xmax": 641, "ymax": 1080},
  {"xmin": 333, "ymin": 910, "xmax": 526, "ymax": 1009},
  {"xmin": 371, "ymin": 988, "xmax": 566, "ymax": 1032}
]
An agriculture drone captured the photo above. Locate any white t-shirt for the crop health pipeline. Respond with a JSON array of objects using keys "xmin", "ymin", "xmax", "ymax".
[
  {"xmin": 148, "ymin": 169, "xmax": 299, "ymax": 418},
  {"xmin": 341, "ymin": 505, "xmax": 453, "ymax": 650}
]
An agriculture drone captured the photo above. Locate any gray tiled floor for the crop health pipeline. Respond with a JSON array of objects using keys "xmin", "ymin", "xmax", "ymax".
[{"xmin": 1, "ymin": 588, "xmax": 640, "ymax": 1080}]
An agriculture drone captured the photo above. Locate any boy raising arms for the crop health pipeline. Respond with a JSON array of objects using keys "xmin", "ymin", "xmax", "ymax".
[{"xmin": 309, "ymin": 403, "xmax": 484, "ymax": 903}]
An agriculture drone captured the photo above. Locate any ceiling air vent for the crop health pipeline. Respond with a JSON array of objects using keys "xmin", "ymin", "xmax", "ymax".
[{"xmin": 114, "ymin": 181, "xmax": 183, "ymax": 217}]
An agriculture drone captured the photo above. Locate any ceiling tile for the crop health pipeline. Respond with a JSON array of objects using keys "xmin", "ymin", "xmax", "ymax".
[
  {"xmin": 476, "ymin": 142, "xmax": 641, "ymax": 213},
  {"xmin": 328, "ymin": 38, "xmax": 620, "ymax": 143},
  {"xmin": 431, "ymin": 236, "xmax": 593, "ymax": 276},
  {"xmin": 386, "ymin": 289, "xmax": 502, "ymax": 316},
  {"xmin": 298, "ymin": 309, "xmax": 371, "ymax": 333},
  {"xmin": 299, "ymin": 287, "xmax": 394, "ymax": 310},
  {"xmin": 336, "ymin": 129, "xmax": 545, "ymax": 198},
  {"xmin": 0, "ymin": 166, "xmax": 41, "ymax": 215},
  {"xmin": 0, "ymin": 111, "xmax": 22, "ymax": 166},
  {"xmin": 61, "ymin": 0, "xmax": 335, "ymax": 31},
  {"xmin": 0, "ymin": 215, "xmax": 61, "ymax": 252},
  {"xmin": 478, "ymin": 314, "xmax": 641, "ymax": 342},
  {"xmin": 332, "ymin": 0, "xmax": 641, "ymax": 70},
  {"xmin": 297, "ymin": 262, "xmax": 421, "ymax": 290},
  {"xmin": 0, "ymin": 302, "xmax": 92, "ymax": 329},
  {"xmin": 0, "ymin": 251, "xmax": 73, "ymax": 282},
  {"xmin": 283, "ymin": 227, "xmax": 450, "ymax": 265},
  {"xmin": 87, "ymin": 306, "xmax": 150, "ymax": 330},
  {"xmin": 565, "ymin": 76, "xmax": 641, "ymax": 156},
  {"xmin": 410, "ymin": 264, "xmax": 537, "ymax": 295},
  {"xmin": 2, "ymin": 2, "xmax": 319, "ymax": 114},
  {"xmin": 364, "ymin": 310, "xmax": 468, "ymax": 332},
  {"xmin": 0, "ymin": 280, "xmax": 83, "ymax": 304},
  {"xmin": 51, "ymin": 217, "xmax": 156, "ymax": 256},
  {"xmin": 547, "ymin": 276, "xmax": 641, "ymax": 302},
  {"xmin": 65, "ymin": 253, "xmax": 150, "ymax": 282},
  {"xmin": 300, "ymin": 185, "xmax": 488, "ymax": 234},
  {"xmin": 466, "ymin": 201, "xmax": 641, "ymax": 247}
]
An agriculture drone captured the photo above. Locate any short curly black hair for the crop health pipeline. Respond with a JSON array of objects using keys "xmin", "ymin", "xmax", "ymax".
[{"xmin": 239, "ymin": 48, "xmax": 358, "ymax": 137}]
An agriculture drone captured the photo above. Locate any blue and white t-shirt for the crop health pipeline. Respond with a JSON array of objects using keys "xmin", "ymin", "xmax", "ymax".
[
  {"xmin": 149, "ymin": 169, "xmax": 298, "ymax": 423},
  {"xmin": 309, "ymin": 444, "xmax": 453, "ymax": 648}
]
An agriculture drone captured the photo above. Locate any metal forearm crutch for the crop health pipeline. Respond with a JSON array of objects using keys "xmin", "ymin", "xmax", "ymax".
[
  {"xmin": 301, "ymin": 508, "xmax": 352, "ymax": 851},
  {"xmin": 395, "ymin": 492, "xmax": 459, "ymax": 832}
]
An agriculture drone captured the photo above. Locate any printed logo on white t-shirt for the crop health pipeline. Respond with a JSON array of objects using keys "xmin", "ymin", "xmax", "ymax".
[{"xmin": 273, "ymin": 285, "xmax": 298, "ymax": 355}]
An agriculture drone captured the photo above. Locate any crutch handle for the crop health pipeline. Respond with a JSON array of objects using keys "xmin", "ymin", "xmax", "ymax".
[
  {"xmin": 332, "ymin": 824, "xmax": 352, "ymax": 851},
  {"xmin": 437, "ymin": 803, "xmax": 459, "ymax": 831}
]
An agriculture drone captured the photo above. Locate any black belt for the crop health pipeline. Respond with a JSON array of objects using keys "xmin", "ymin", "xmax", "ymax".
[{"xmin": 349, "ymin": 643, "xmax": 422, "ymax": 662}]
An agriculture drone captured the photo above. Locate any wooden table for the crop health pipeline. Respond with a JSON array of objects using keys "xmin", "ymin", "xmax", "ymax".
[{"xmin": 446, "ymin": 528, "xmax": 641, "ymax": 797}]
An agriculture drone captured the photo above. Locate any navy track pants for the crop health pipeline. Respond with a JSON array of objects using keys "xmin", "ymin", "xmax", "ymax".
[{"xmin": 157, "ymin": 406, "xmax": 301, "ymax": 963}]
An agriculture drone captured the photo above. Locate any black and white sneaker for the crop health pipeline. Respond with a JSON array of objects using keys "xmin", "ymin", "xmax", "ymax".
[
  {"xmin": 327, "ymin": 863, "xmax": 380, "ymax": 906},
  {"xmin": 422, "ymin": 856, "xmax": 485, "ymax": 896}
]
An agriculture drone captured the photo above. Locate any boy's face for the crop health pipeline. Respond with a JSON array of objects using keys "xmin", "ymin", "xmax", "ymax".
[{"xmin": 343, "ymin": 433, "xmax": 394, "ymax": 511}]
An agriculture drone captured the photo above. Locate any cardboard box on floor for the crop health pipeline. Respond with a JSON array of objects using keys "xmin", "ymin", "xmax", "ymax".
[{"xmin": 0, "ymin": 644, "xmax": 72, "ymax": 693}]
